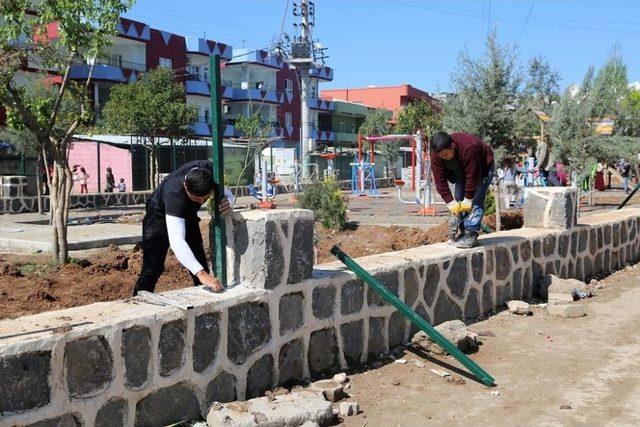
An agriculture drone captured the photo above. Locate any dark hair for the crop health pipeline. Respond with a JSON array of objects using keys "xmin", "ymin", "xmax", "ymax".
[
  {"xmin": 107, "ymin": 167, "xmax": 112, "ymax": 173},
  {"xmin": 430, "ymin": 131, "xmax": 453, "ymax": 152},
  {"xmin": 184, "ymin": 167, "xmax": 214, "ymax": 197},
  {"xmin": 80, "ymin": 167, "xmax": 86, "ymax": 173}
]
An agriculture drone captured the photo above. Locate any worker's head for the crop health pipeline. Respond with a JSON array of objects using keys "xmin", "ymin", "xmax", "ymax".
[
  {"xmin": 184, "ymin": 167, "xmax": 214, "ymax": 204},
  {"xmin": 430, "ymin": 131, "xmax": 455, "ymax": 160}
]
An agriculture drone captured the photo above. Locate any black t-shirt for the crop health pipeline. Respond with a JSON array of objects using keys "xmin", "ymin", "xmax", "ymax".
[{"xmin": 147, "ymin": 160, "xmax": 218, "ymax": 223}]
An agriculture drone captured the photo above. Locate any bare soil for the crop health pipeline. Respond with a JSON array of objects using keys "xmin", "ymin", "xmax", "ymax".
[{"xmin": 0, "ymin": 211, "xmax": 523, "ymax": 320}]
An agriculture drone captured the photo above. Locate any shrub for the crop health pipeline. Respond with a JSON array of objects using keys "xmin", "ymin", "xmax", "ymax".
[
  {"xmin": 297, "ymin": 178, "xmax": 347, "ymax": 230},
  {"xmin": 484, "ymin": 188, "xmax": 496, "ymax": 216}
]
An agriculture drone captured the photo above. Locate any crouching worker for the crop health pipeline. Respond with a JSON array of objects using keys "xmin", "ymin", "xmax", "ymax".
[
  {"xmin": 133, "ymin": 160, "xmax": 231, "ymax": 295},
  {"xmin": 430, "ymin": 131, "xmax": 494, "ymax": 248}
]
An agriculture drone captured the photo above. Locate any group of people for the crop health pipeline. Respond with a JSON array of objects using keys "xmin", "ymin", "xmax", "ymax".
[{"xmin": 71, "ymin": 166, "xmax": 127, "ymax": 194}]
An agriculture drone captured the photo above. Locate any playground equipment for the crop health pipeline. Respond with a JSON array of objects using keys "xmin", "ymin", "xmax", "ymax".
[
  {"xmin": 320, "ymin": 151, "xmax": 341, "ymax": 179},
  {"xmin": 249, "ymin": 148, "xmax": 280, "ymax": 209},
  {"xmin": 351, "ymin": 134, "xmax": 379, "ymax": 197}
]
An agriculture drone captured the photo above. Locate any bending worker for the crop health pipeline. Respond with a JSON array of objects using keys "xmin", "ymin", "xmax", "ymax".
[
  {"xmin": 430, "ymin": 131, "xmax": 494, "ymax": 249},
  {"xmin": 133, "ymin": 160, "xmax": 230, "ymax": 295}
]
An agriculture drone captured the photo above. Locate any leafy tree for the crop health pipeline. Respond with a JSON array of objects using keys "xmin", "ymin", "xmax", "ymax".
[
  {"xmin": 395, "ymin": 99, "xmax": 441, "ymax": 136},
  {"xmin": 101, "ymin": 67, "xmax": 198, "ymax": 189},
  {"xmin": 524, "ymin": 55, "xmax": 561, "ymax": 111},
  {"xmin": 358, "ymin": 108, "xmax": 398, "ymax": 176},
  {"xmin": 232, "ymin": 112, "xmax": 272, "ymax": 203},
  {"xmin": 617, "ymin": 89, "xmax": 640, "ymax": 137},
  {"xmin": 591, "ymin": 45, "xmax": 629, "ymax": 119},
  {"xmin": 0, "ymin": 0, "xmax": 133, "ymax": 263}
]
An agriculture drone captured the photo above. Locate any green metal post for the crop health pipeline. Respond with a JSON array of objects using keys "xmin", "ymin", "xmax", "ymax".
[
  {"xmin": 617, "ymin": 182, "xmax": 640, "ymax": 210},
  {"xmin": 19, "ymin": 151, "xmax": 25, "ymax": 175},
  {"xmin": 331, "ymin": 245, "xmax": 496, "ymax": 386},
  {"xmin": 210, "ymin": 54, "xmax": 227, "ymax": 287}
]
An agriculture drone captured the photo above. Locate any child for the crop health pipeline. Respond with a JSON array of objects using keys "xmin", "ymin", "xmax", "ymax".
[
  {"xmin": 117, "ymin": 178, "xmax": 126, "ymax": 192},
  {"xmin": 78, "ymin": 167, "xmax": 89, "ymax": 194}
]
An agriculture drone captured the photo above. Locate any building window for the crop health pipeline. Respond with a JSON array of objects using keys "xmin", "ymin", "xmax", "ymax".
[
  {"xmin": 159, "ymin": 57, "xmax": 173, "ymax": 68},
  {"xmin": 285, "ymin": 79, "xmax": 293, "ymax": 95},
  {"xmin": 339, "ymin": 122, "xmax": 345, "ymax": 132},
  {"xmin": 351, "ymin": 123, "xmax": 356, "ymax": 133},
  {"xmin": 310, "ymin": 84, "xmax": 316, "ymax": 98},
  {"xmin": 203, "ymin": 108, "xmax": 210, "ymax": 124},
  {"xmin": 285, "ymin": 112, "xmax": 293, "ymax": 127}
]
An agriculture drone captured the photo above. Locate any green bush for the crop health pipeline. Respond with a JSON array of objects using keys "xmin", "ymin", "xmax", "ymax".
[
  {"xmin": 484, "ymin": 188, "xmax": 496, "ymax": 216},
  {"xmin": 297, "ymin": 178, "xmax": 347, "ymax": 230}
]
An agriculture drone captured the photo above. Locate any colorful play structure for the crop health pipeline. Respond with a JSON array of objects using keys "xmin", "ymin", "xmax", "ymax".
[{"xmin": 249, "ymin": 147, "xmax": 280, "ymax": 209}]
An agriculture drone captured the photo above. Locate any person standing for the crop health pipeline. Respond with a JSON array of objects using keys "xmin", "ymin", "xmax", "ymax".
[
  {"xmin": 621, "ymin": 160, "xmax": 631, "ymax": 195},
  {"xmin": 117, "ymin": 178, "xmax": 127, "ymax": 192},
  {"xmin": 430, "ymin": 131, "xmax": 494, "ymax": 248},
  {"xmin": 78, "ymin": 167, "xmax": 89, "ymax": 194},
  {"xmin": 133, "ymin": 160, "xmax": 231, "ymax": 295},
  {"xmin": 535, "ymin": 134, "xmax": 553, "ymax": 184},
  {"xmin": 105, "ymin": 167, "xmax": 115, "ymax": 193},
  {"xmin": 595, "ymin": 161, "xmax": 606, "ymax": 191}
]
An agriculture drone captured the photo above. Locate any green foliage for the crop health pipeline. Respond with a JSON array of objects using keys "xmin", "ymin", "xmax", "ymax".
[
  {"xmin": 618, "ymin": 89, "xmax": 640, "ymax": 137},
  {"xmin": 297, "ymin": 178, "xmax": 347, "ymax": 230},
  {"xmin": 484, "ymin": 189, "xmax": 496, "ymax": 216},
  {"xmin": 234, "ymin": 113, "xmax": 271, "ymax": 140},
  {"xmin": 395, "ymin": 100, "xmax": 442, "ymax": 136},
  {"xmin": 359, "ymin": 108, "xmax": 391, "ymax": 137},
  {"xmin": 101, "ymin": 67, "xmax": 197, "ymax": 139},
  {"xmin": 591, "ymin": 45, "xmax": 629, "ymax": 118},
  {"xmin": 525, "ymin": 55, "xmax": 561, "ymax": 111}
]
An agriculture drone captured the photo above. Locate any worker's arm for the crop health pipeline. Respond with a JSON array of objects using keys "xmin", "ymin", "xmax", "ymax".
[
  {"xmin": 462, "ymin": 143, "xmax": 481, "ymax": 200},
  {"xmin": 165, "ymin": 215, "xmax": 204, "ymax": 275},
  {"xmin": 430, "ymin": 154, "xmax": 454, "ymax": 203}
]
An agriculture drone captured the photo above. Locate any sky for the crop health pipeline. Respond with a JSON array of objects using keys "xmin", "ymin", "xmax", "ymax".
[{"xmin": 122, "ymin": 0, "xmax": 640, "ymax": 93}]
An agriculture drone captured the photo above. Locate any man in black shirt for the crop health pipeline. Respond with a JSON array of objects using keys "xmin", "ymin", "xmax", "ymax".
[{"xmin": 133, "ymin": 160, "xmax": 231, "ymax": 295}]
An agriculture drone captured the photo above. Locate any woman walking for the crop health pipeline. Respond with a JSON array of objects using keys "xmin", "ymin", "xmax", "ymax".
[
  {"xmin": 105, "ymin": 167, "xmax": 115, "ymax": 193},
  {"xmin": 595, "ymin": 161, "xmax": 606, "ymax": 192},
  {"xmin": 78, "ymin": 167, "xmax": 90, "ymax": 194}
]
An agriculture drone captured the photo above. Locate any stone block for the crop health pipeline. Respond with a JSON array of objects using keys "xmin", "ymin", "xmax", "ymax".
[
  {"xmin": 308, "ymin": 328, "xmax": 339, "ymax": 377},
  {"xmin": 423, "ymin": 264, "xmax": 440, "ymax": 307},
  {"xmin": 206, "ymin": 371, "xmax": 237, "ymax": 405},
  {"xmin": 339, "ymin": 401, "xmax": 359, "ymax": 416},
  {"xmin": 246, "ymin": 354, "xmax": 274, "ymax": 399},
  {"xmin": 310, "ymin": 380, "xmax": 344, "ymax": 402},
  {"xmin": 135, "ymin": 383, "xmax": 200, "ymax": 427},
  {"xmin": 122, "ymin": 326, "xmax": 151, "ymax": 389},
  {"xmin": 27, "ymin": 414, "xmax": 81, "ymax": 427},
  {"xmin": 0, "ymin": 351, "xmax": 51, "ymax": 413},
  {"xmin": 543, "ymin": 235, "xmax": 556, "ymax": 256},
  {"xmin": 507, "ymin": 300, "xmax": 531, "ymax": 315},
  {"xmin": 471, "ymin": 252, "xmax": 484, "ymax": 282},
  {"xmin": 409, "ymin": 303, "xmax": 431, "ymax": 337},
  {"xmin": 388, "ymin": 311, "xmax": 407, "ymax": 349},
  {"xmin": 65, "ymin": 336, "xmax": 113, "ymax": 398},
  {"xmin": 279, "ymin": 292, "xmax": 305, "ymax": 335},
  {"xmin": 368, "ymin": 316, "xmax": 386, "ymax": 358},
  {"xmin": 520, "ymin": 241, "xmax": 532, "ymax": 262},
  {"xmin": 446, "ymin": 256, "xmax": 468, "ymax": 299},
  {"xmin": 367, "ymin": 271, "xmax": 399, "ymax": 307},
  {"xmin": 95, "ymin": 398, "xmax": 127, "ymax": 427},
  {"xmin": 228, "ymin": 302, "xmax": 271, "ymax": 364},
  {"xmin": 159, "ymin": 319, "xmax": 186, "ymax": 376},
  {"xmin": 524, "ymin": 187, "xmax": 577, "ymax": 229},
  {"xmin": 279, "ymin": 338, "xmax": 305, "ymax": 386},
  {"xmin": 547, "ymin": 304, "xmax": 588, "ymax": 318},
  {"xmin": 433, "ymin": 291, "xmax": 463, "ymax": 325},
  {"xmin": 464, "ymin": 288, "xmax": 481, "ymax": 321},
  {"xmin": 340, "ymin": 320, "xmax": 364, "ymax": 366},
  {"xmin": 288, "ymin": 218, "xmax": 315, "ymax": 284},
  {"xmin": 548, "ymin": 293, "xmax": 574, "ymax": 305},
  {"xmin": 312, "ymin": 285, "xmax": 336, "ymax": 318},
  {"xmin": 512, "ymin": 268, "xmax": 523, "ymax": 300},
  {"xmin": 193, "ymin": 312, "xmax": 220, "ymax": 373},
  {"xmin": 341, "ymin": 279, "xmax": 364, "ymax": 315},
  {"xmin": 403, "ymin": 268, "xmax": 420, "ymax": 306},
  {"xmin": 494, "ymin": 247, "xmax": 511, "ymax": 281}
]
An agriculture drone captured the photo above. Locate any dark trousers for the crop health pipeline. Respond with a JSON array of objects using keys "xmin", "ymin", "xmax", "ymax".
[{"xmin": 133, "ymin": 212, "xmax": 209, "ymax": 295}]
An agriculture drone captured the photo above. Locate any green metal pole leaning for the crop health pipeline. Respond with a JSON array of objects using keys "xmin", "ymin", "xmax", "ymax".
[
  {"xmin": 209, "ymin": 54, "xmax": 227, "ymax": 287},
  {"xmin": 617, "ymin": 182, "xmax": 640, "ymax": 210},
  {"xmin": 330, "ymin": 245, "xmax": 496, "ymax": 386}
]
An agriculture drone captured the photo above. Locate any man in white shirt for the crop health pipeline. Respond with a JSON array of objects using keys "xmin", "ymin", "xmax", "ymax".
[{"xmin": 133, "ymin": 160, "xmax": 230, "ymax": 295}]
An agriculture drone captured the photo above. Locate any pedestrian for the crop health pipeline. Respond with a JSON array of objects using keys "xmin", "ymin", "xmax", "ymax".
[
  {"xmin": 117, "ymin": 178, "xmax": 126, "ymax": 192},
  {"xmin": 430, "ymin": 131, "xmax": 494, "ymax": 248},
  {"xmin": 78, "ymin": 167, "xmax": 90, "ymax": 194},
  {"xmin": 621, "ymin": 160, "xmax": 631, "ymax": 195},
  {"xmin": 105, "ymin": 167, "xmax": 115, "ymax": 193},
  {"xmin": 535, "ymin": 134, "xmax": 553, "ymax": 185},
  {"xmin": 499, "ymin": 159, "xmax": 518, "ymax": 208},
  {"xmin": 133, "ymin": 160, "xmax": 231, "ymax": 295},
  {"xmin": 595, "ymin": 161, "xmax": 606, "ymax": 191}
]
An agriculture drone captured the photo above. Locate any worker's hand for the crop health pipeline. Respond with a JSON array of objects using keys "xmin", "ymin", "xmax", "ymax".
[
  {"xmin": 459, "ymin": 198, "xmax": 473, "ymax": 213},
  {"xmin": 218, "ymin": 197, "xmax": 231, "ymax": 214},
  {"xmin": 447, "ymin": 200, "xmax": 461, "ymax": 215},
  {"xmin": 196, "ymin": 270, "xmax": 223, "ymax": 292}
]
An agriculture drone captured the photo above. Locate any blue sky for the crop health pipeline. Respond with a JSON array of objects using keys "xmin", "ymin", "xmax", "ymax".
[{"xmin": 123, "ymin": 0, "xmax": 640, "ymax": 92}]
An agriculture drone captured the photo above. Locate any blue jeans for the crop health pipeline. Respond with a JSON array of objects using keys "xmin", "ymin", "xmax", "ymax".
[{"xmin": 450, "ymin": 164, "xmax": 494, "ymax": 232}]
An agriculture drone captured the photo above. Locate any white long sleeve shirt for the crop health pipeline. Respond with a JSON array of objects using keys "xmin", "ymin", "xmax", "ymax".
[{"xmin": 165, "ymin": 214, "xmax": 204, "ymax": 275}]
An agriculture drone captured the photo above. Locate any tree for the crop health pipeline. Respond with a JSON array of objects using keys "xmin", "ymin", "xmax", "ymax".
[
  {"xmin": 359, "ymin": 108, "xmax": 398, "ymax": 176},
  {"xmin": 591, "ymin": 45, "xmax": 629, "ymax": 119},
  {"xmin": 232, "ymin": 112, "xmax": 271, "ymax": 203},
  {"xmin": 101, "ymin": 67, "xmax": 198, "ymax": 189},
  {"xmin": 443, "ymin": 30, "xmax": 530, "ymax": 161},
  {"xmin": 524, "ymin": 55, "xmax": 561, "ymax": 112},
  {"xmin": 0, "ymin": 0, "xmax": 132, "ymax": 263},
  {"xmin": 618, "ymin": 89, "xmax": 640, "ymax": 137},
  {"xmin": 395, "ymin": 99, "xmax": 441, "ymax": 136}
]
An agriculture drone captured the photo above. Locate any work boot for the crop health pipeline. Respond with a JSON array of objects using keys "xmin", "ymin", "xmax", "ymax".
[
  {"xmin": 448, "ymin": 214, "xmax": 461, "ymax": 245},
  {"xmin": 454, "ymin": 230, "xmax": 479, "ymax": 249}
]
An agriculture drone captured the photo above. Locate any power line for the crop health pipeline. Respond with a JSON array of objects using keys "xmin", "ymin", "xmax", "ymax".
[{"xmin": 517, "ymin": 0, "xmax": 536, "ymax": 43}]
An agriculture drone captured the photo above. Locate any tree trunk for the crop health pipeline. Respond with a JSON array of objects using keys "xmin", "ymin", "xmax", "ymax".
[
  {"xmin": 36, "ymin": 151, "xmax": 43, "ymax": 215},
  {"xmin": 50, "ymin": 161, "xmax": 72, "ymax": 264}
]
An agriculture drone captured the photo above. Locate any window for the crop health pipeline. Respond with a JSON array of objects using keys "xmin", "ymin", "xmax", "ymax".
[
  {"xmin": 285, "ymin": 112, "xmax": 293, "ymax": 127},
  {"xmin": 339, "ymin": 122, "xmax": 345, "ymax": 132},
  {"xmin": 285, "ymin": 79, "xmax": 293, "ymax": 95},
  {"xmin": 203, "ymin": 108, "xmax": 210, "ymax": 124},
  {"xmin": 310, "ymin": 84, "xmax": 316, "ymax": 98},
  {"xmin": 351, "ymin": 123, "xmax": 356, "ymax": 133},
  {"xmin": 159, "ymin": 57, "xmax": 172, "ymax": 68}
]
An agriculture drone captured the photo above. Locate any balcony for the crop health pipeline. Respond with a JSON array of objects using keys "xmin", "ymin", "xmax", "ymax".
[
  {"xmin": 191, "ymin": 118, "xmax": 236, "ymax": 138},
  {"xmin": 315, "ymin": 129, "xmax": 335, "ymax": 142},
  {"xmin": 69, "ymin": 57, "xmax": 146, "ymax": 83},
  {"xmin": 185, "ymin": 37, "xmax": 233, "ymax": 60},
  {"xmin": 226, "ymin": 82, "xmax": 284, "ymax": 105},
  {"xmin": 310, "ymin": 98, "xmax": 334, "ymax": 112},
  {"xmin": 309, "ymin": 66, "xmax": 334, "ymax": 81},
  {"xmin": 184, "ymin": 76, "xmax": 234, "ymax": 99},
  {"xmin": 333, "ymin": 131, "xmax": 358, "ymax": 144},
  {"xmin": 117, "ymin": 18, "xmax": 150, "ymax": 41},
  {"xmin": 227, "ymin": 49, "xmax": 283, "ymax": 69}
]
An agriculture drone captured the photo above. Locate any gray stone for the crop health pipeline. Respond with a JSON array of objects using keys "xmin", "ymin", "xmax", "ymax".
[
  {"xmin": 409, "ymin": 303, "xmax": 431, "ymax": 337},
  {"xmin": 280, "ymin": 292, "xmax": 305, "ymax": 335},
  {"xmin": 558, "ymin": 235, "xmax": 569, "ymax": 257},
  {"xmin": 446, "ymin": 256, "xmax": 468, "ymax": 299},
  {"xmin": 496, "ymin": 282, "xmax": 511, "ymax": 307},
  {"xmin": 507, "ymin": 300, "xmax": 531, "ymax": 315},
  {"xmin": 604, "ymin": 250, "xmax": 611, "ymax": 272},
  {"xmin": 548, "ymin": 293, "xmax": 574, "ymax": 305},
  {"xmin": 368, "ymin": 316, "xmax": 386, "ymax": 358},
  {"xmin": 464, "ymin": 288, "xmax": 481, "ymax": 321},
  {"xmin": 265, "ymin": 221, "xmax": 286, "ymax": 289},
  {"xmin": 311, "ymin": 379, "xmax": 344, "ymax": 402},
  {"xmin": 65, "ymin": 336, "xmax": 113, "ymax": 398},
  {"xmin": 339, "ymin": 402, "xmax": 359, "ymax": 417},
  {"xmin": 288, "ymin": 219, "xmax": 314, "ymax": 284},
  {"xmin": 312, "ymin": 285, "xmax": 336, "ymax": 319},
  {"xmin": 547, "ymin": 304, "xmax": 588, "ymax": 318},
  {"xmin": 308, "ymin": 328, "xmax": 339, "ymax": 377},
  {"xmin": 629, "ymin": 221, "xmax": 637, "ymax": 241},
  {"xmin": 604, "ymin": 225, "xmax": 612, "ymax": 245},
  {"xmin": 95, "ymin": 398, "xmax": 127, "ymax": 427},
  {"xmin": 575, "ymin": 257, "xmax": 584, "ymax": 281},
  {"xmin": 613, "ymin": 223, "xmax": 620, "ymax": 247},
  {"xmin": 279, "ymin": 339, "xmax": 305, "ymax": 386},
  {"xmin": 193, "ymin": 312, "xmax": 220, "ymax": 373},
  {"xmin": 471, "ymin": 252, "xmax": 484, "ymax": 282},
  {"xmin": 524, "ymin": 187, "xmax": 577, "ymax": 228},
  {"xmin": 570, "ymin": 231, "xmax": 578, "ymax": 257},
  {"xmin": 0, "ymin": 351, "xmax": 51, "ymax": 413},
  {"xmin": 583, "ymin": 256, "xmax": 594, "ymax": 279},
  {"xmin": 206, "ymin": 371, "xmax": 237, "ymax": 405},
  {"xmin": 512, "ymin": 268, "xmax": 523, "ymax": 300},
  {"xmin": 228, "ymin": 302, "xmax": 271, "ymax": 364},
  {"xmin": 135, "ymin": 383, "xmax": 200, "ymax": 427},
  {"xmin": 368, "ymin": 271, "xmax": 399, "ymax": 307},
  {"xmin": 597, "ymin": 227, "xmax": 603, "ymax": 249},
  {"xmin": 520, "ymin": 241, "xmax": 532, "ymax": 262},
  {"xmin": 594, "ymin": 253, "xmax": 603, "ymax": 274},
  {"xmin": 340, "ymin": 320, "xmax": 364, "ymax": 366},
  {"xmin": 433, "ymin": 291, "xmax": 463, "ymax": 325},
  {"xmin": 523, "ymin": 267, "xmax": 532, "ymax": 299},
  {"xmin": 341, "ymin": 279, "xmax": 364, "ymax": 315},
  {"xmin": 403, "ymin": 268, "xmax": 420, "ymax": 306},
  {"xmin": 246, "ymin": 354, "xmax": 274, "ymax": 399},
  {"xmin": 533, "ymin": 239, "xmax": 542, "ymax": 258},
  {"xmin": 159, "ymin": 319, "xmax": 186, "ymax": 376},
  {"xmin": 122, "ymin": 326, "xmax": 151, "ymax": 389},
  {"xmin": 423, "ymin": 264, "xmax": 440, "ymax": 306},
  {"xmin": 27, "ymin": 414, "xmax": 81, "ymax": 427},
  {"xmin": 433, "ymin": 320, "xmax": 478, "ymax": 353},
  {"xmin": 543, "ymin": 235, "xmax": 556, "ymax": 256},
  {"xmin": 511, "ymin": 245, "xmax": 520, "ymax": 264},
  {"xmin": 579, "ymin": 229, "xmax": 588, "ymax": 253},
  {"xmin": 485, "ymin": 249, "xmax": 494, "ymax": 275},
  {"xmin": 482, "ymin": 280, "xmax": 494, "ymax": 313},
  {"xmin": 589, "ymin": 229, "xmax": 597, "ymax": 255},
  {"xmin": 532, "ymin": 261, "xmax": 544, "ymax": 297},
  {"xmin": 620, "ymin": 221, "xmax": 628, "ymax": 244},
  {"xmin": 388, "ymin": 311, "xmax": 407, "ymax": 349},
  {"xmin": 495, "ymin": 247, "xmax": 511, "ymax": 281}
]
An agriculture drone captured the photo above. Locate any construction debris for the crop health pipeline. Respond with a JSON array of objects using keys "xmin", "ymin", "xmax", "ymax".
[
  {"xmin": 413, "ymin": 319, "xmax": 479, "ymax": 355},
  {"xmin": 339, "ymin": 401, "xmax": 359, "ymax": 417},
  {"xmin": 430, "ymin": 368, "xmax": 451, "ymax": 378},
  {"xmin": 310, "ymin": 379, "xmax": 344, "ymax": 403},
  {"xmin": 542, "ymin": 275, "xmax": 592, "ymax": 303},
  {"xmin": 507, "ymin": 300, "xmax": 531, "ymax": 315},
  {"xmin": 547, "ymin": 304, "xmax": 588, "ymax": 318},
  {"xmin": 332, "ymin": 373, "xmax": 348, "ymax": 384}
]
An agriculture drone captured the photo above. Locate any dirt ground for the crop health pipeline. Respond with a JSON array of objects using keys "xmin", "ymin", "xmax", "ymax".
[
  {"xmin": 0, "ymin": 211, "xmax": 523, "ymax": 319},
  {"xmin": 337, "ymin": 264, "xmax": 640, "ymax": 427}
]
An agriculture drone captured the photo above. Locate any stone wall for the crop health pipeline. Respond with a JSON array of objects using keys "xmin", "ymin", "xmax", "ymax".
[{"xmin": 2, "ymin": 206, "xmax": 639, "ymax": 426}]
